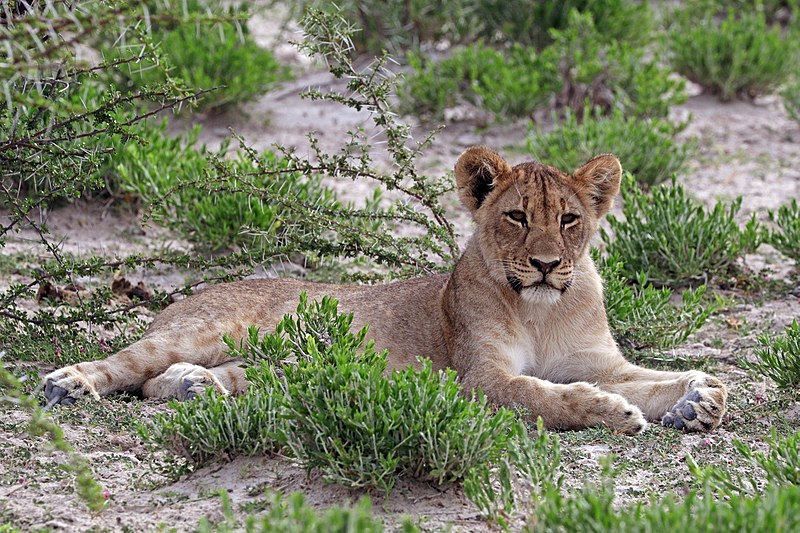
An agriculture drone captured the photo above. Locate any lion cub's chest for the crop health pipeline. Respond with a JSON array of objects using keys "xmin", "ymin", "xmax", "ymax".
[
  {"xmin": 501, "ymin": 316, "xmax": 576, "ymax": 380},
  {"xmin": 503, "ymin": 333, "xmax": 537, "ymax": 375}
]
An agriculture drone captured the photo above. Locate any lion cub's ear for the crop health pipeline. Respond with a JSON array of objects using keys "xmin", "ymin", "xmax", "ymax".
[
  {"xmin": 573, "ymin": 154, "xmax": 622, "ymax": 218},
  {"xmin": 455, "ymin": 146, "xmax": 513, "ymax": 213}
]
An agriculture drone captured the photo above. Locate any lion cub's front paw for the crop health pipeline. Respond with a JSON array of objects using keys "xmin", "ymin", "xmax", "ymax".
[
  {"xmin": 599, "ymin": 394, "xmax": 647, "ymax": 436},
  {"xmin": 573, "ymin": 383, "xmax": 647, "ymax": 436},
  {"xmin": 662, "ymin": 375, "xmax": 727, "ymax": 432},
  {"xmin": 42, "ymin": 365, "xmax": 100, "ymax": 406}
]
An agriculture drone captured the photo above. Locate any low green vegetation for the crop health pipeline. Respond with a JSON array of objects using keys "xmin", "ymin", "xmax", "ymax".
[
  {"xmin": 305, "ymin": 0, "xmax": 652, "ymax": 54},
  {"xmin": 300, "ymin": 0, "xmax": 472, "ymax": 55},
  {"xmin": 540, "ymin": 10, "xmax": 683, "ymax": 120},
  {"xmin": 468, "ymin": 0, "xmax": 653, "ymax": 50},
  {"xmin": 528, "ymin": 109, "xmax": 695, "ymax": 187},
  {"xmin": 767, "ymin": 199, "xmax": 800, "ymax": 264},
  {"xmin": 734, "ymin": 431, "xmax": 800, "ymax": 487},
  {"xmin": 532, "ymin": 482, "xmax": 800, "ymax": 532},
  {"xmin": 602, "ymin": 175, "xmax": 761, "ymax": 288},
  {"xmin": 400, "ymin": 43, "xmax": 551, "ymax": 119},
  {"xmin": 740, "ymin": 321, "xmax": 800, "ymax": 389},
  {"xmin": 196, "ymin": 491, "xmax": 397, "ymax": 533},
  {"xmin": 532, "ymin": 431, "xmax": 800, "ymax": 532},
  {"xmin": 102, "ymin": 120, "xmax": 341, "ymax": 254},
  {"xmin": 399, "ymin": 10, "xmax": 682, "ymax": 121},
  {"xmin": 690, "ymin": 429, "xmax": 800, "ymax": 493},
  {"xmin": 783, "ymin": 79, "xmax": 800, "ymax": 123},
  {"xmin": 668, "ymin": 1, "xmax": 798, "ymax": 101},
  {"xmin": 108, "ymin": 0, "xmax": 288, "ymax": 111},
  {"xmin": 596, "ymin": 251, "xmax": 715, "ymax": 350},
  {"xmin": 272, "ymin": 311, "xmax": 517, "ymax": 492},
  {"xmin": 142, "ymin": 383, "xmax": 284, "ymax": 465}
]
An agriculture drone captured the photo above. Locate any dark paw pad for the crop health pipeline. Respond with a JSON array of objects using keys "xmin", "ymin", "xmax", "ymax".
[
  {"xmin": 685, "ymin": 390, "xmax": 702, "ymax": 403},
  {"xmin": 663, "ymin": 388, "xmax": 711, "ymax": 432},
  {"xmin": 178, "ymin": 377, "xmax": 209, "ymax": 400},
  {"xmin": 44, "ymin": 380, "xmax": 67, "ymax": 400},
  {"xmin": 662, "ymin": 413, "xmax": 685, "ymax": 430},
  {"xmin": 44, "ymin": 381, "xmax": 73, "ymax": 407},
  {"xmin": 178, "ymin": 378, "xmax": 195, "ymax": 399}
]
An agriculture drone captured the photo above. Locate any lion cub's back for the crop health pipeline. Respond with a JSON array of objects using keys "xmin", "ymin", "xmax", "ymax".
[{"xmin": 148, "ymin": 275, "xmax": 451, "ymax": 370}]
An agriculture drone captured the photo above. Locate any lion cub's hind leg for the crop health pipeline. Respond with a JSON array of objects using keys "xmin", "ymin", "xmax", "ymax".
[
  {"xmin": 43, "ymin": 321, "xmax": 239, "ymax": 406},
  {"xmin": 141, "ymin": 360, "xmax": 247, "ymax": 400}
]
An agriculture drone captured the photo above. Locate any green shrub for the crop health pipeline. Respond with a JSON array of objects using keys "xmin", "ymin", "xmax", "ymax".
[
  {"xmin": 533, "ymin": 441, "xmax": 800, "ymax": 533},
  {"xmin": 197, "ymin": 491, "xmax": 393, "ymax": 533},
  {"xmin": 532, "ymin": 482, "xmax": 800, "ymax": 532},
  {"xmin": 109, "ymin": 1, "xmax": 289, "ymax": 110},
  {"xmin": 283, "ymin": 358, "xmax": 516, "ymax": 493},
  {"xmin": 767, "ymin": 199, "xmax": 800, "ymax": 263},
  {"xmin": 302, "ymin": 0, "xmax": 474, "ymax": 55},
  {"xmin": 471, "ymin": 0, "xmax": 653, "ymax": 50},
  {"xmin": 596, "ymin": 251, "xmax": 715, "ymax": 350},
  {"xmin": 730, "ymin": 0, "xmax": 800, "ymax": 25},
  {"xmin": 733, "ymin": 431, "xmax": 800, "ymax": 487},
  {"xmin": 740, "ymin": 321, "xmax": 800, "ymax": 389},
  {"xmin": 690, "ymin": 429, "xmax": 800, "ymax": 495},
  {"xmin": 145, "ymin": 386, "xmax": 284, "ymax": 465},
  {"xmin": 541, "ymin": 10, "xmax": 684, "ymax": 120},
  {"xmin": 527, "ymin": 109, "xmax": 695, "ymax": 187},
  {"xmin": 602, "ymin": 175, "xmax": 762, "ymax": 287},
  {"xmin": 782, "ymin": 79, "xmax": 800, "ymax": 122},
  {"xmin": 399, "ymin": 44, "xmax": 555, "ymax": 119},
  {"xmin": 250, "ymin": 295, "xmax": 520, "ymax": 493},
  {"xmin": 304, "ymin": 0, "xmax": 652, "ymax": 54},
  {"xmin": 101, "ymin": 120, "xmax": 340, "ymax": 254},
  {"xmin": 464, "ymin": 418, "xmax": 561, "ymax": 529},
  {"xmin": 399, "ymin": 10, "xmax": 683, "ymax": 121},
  {"xmin": 668, "ymin": 2, "xmax": 797, "ymax": 101},
  {"xmin": 147, "ymin": 294, "xmax": 548, "ymax": 499}
]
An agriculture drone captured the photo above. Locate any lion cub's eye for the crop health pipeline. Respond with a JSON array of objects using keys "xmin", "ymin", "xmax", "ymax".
[
  {"xmin": 561, "ymin": 213, "xmax": 580, "ymax": 227},
  {"xmin": 505, "ymin": 210, "xmax": 528, "ymax": 225}
]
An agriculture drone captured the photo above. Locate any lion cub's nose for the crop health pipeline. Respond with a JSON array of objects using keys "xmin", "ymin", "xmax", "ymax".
[{"xmin": 530, "ymin": 257, "xmax": 561, "ymax": 275}]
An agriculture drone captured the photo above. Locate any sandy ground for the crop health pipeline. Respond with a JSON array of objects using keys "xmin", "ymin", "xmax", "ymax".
[{"xmin": 2, "ymin": 27, "xmax": 800, "ymax": 533}]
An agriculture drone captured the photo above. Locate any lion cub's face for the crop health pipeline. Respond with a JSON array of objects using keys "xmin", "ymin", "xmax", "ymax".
[{"xmin": 455, "ymin": 147, "xmax": 622, "ymax": 304}]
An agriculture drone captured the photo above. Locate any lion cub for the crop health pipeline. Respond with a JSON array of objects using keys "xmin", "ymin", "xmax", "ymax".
[{"xmin": 43, "ymin": 147, "xmax": 727, "ymax": 434}]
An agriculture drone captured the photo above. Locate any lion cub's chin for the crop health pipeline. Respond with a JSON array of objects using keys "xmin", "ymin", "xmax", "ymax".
[{"xmin": 521, "ymin": 285, "xmax": 563, "ymax": 306}]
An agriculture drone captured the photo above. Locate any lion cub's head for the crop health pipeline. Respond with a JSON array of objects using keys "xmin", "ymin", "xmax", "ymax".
[{"xmin": 455, "ymin": 146, "xmax": 621, "ymax": 304}]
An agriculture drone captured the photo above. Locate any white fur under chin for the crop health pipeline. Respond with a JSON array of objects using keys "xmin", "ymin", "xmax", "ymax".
[{"xmin": 521, "ymin": 285, "xmax": 562, "ymax": 306}]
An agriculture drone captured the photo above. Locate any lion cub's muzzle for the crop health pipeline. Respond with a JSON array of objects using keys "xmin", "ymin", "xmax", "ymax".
[{"xmin": 506, "ymin": 257, "xmax": 573, "ymax": 295}]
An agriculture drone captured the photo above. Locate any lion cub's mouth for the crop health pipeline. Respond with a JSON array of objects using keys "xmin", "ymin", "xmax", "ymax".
[{"xmin": 507, "ymin": 276, "xmax": 566, "ymax": 295}]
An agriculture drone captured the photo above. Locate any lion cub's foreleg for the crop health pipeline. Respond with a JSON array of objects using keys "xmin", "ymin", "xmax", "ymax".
[
  {"xmin": 560, "ymin": 354, "xmax": 728, "ymax": 432},
  {"xmin": 597, "ymin": 366, "xmax": 727, "ymax": 432},
  {"xmin": 460, "ymin": 364, "xmax": 648, "ymax": 435}
]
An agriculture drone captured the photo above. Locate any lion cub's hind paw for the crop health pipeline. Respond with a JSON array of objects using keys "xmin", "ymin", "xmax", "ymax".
[
  {"xmin": 42, "ymin": 366, "xmax": 100, "ymax": 407},
  {"xmin": 663, "ymin": 378, "xmax": 727, "ymax": 432},
  {"xmin": 177, "ymin": 370, "xmax": 229, "ymax": 401},
  {"xmin": 143, "ymin": 362, "xmax": 229, "ymax": 401}
]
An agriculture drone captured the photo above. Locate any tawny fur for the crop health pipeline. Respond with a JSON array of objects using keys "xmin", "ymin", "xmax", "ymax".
[{"xmin": 42, "ymin": 147, "xmax": 728, "ymax": 434}]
